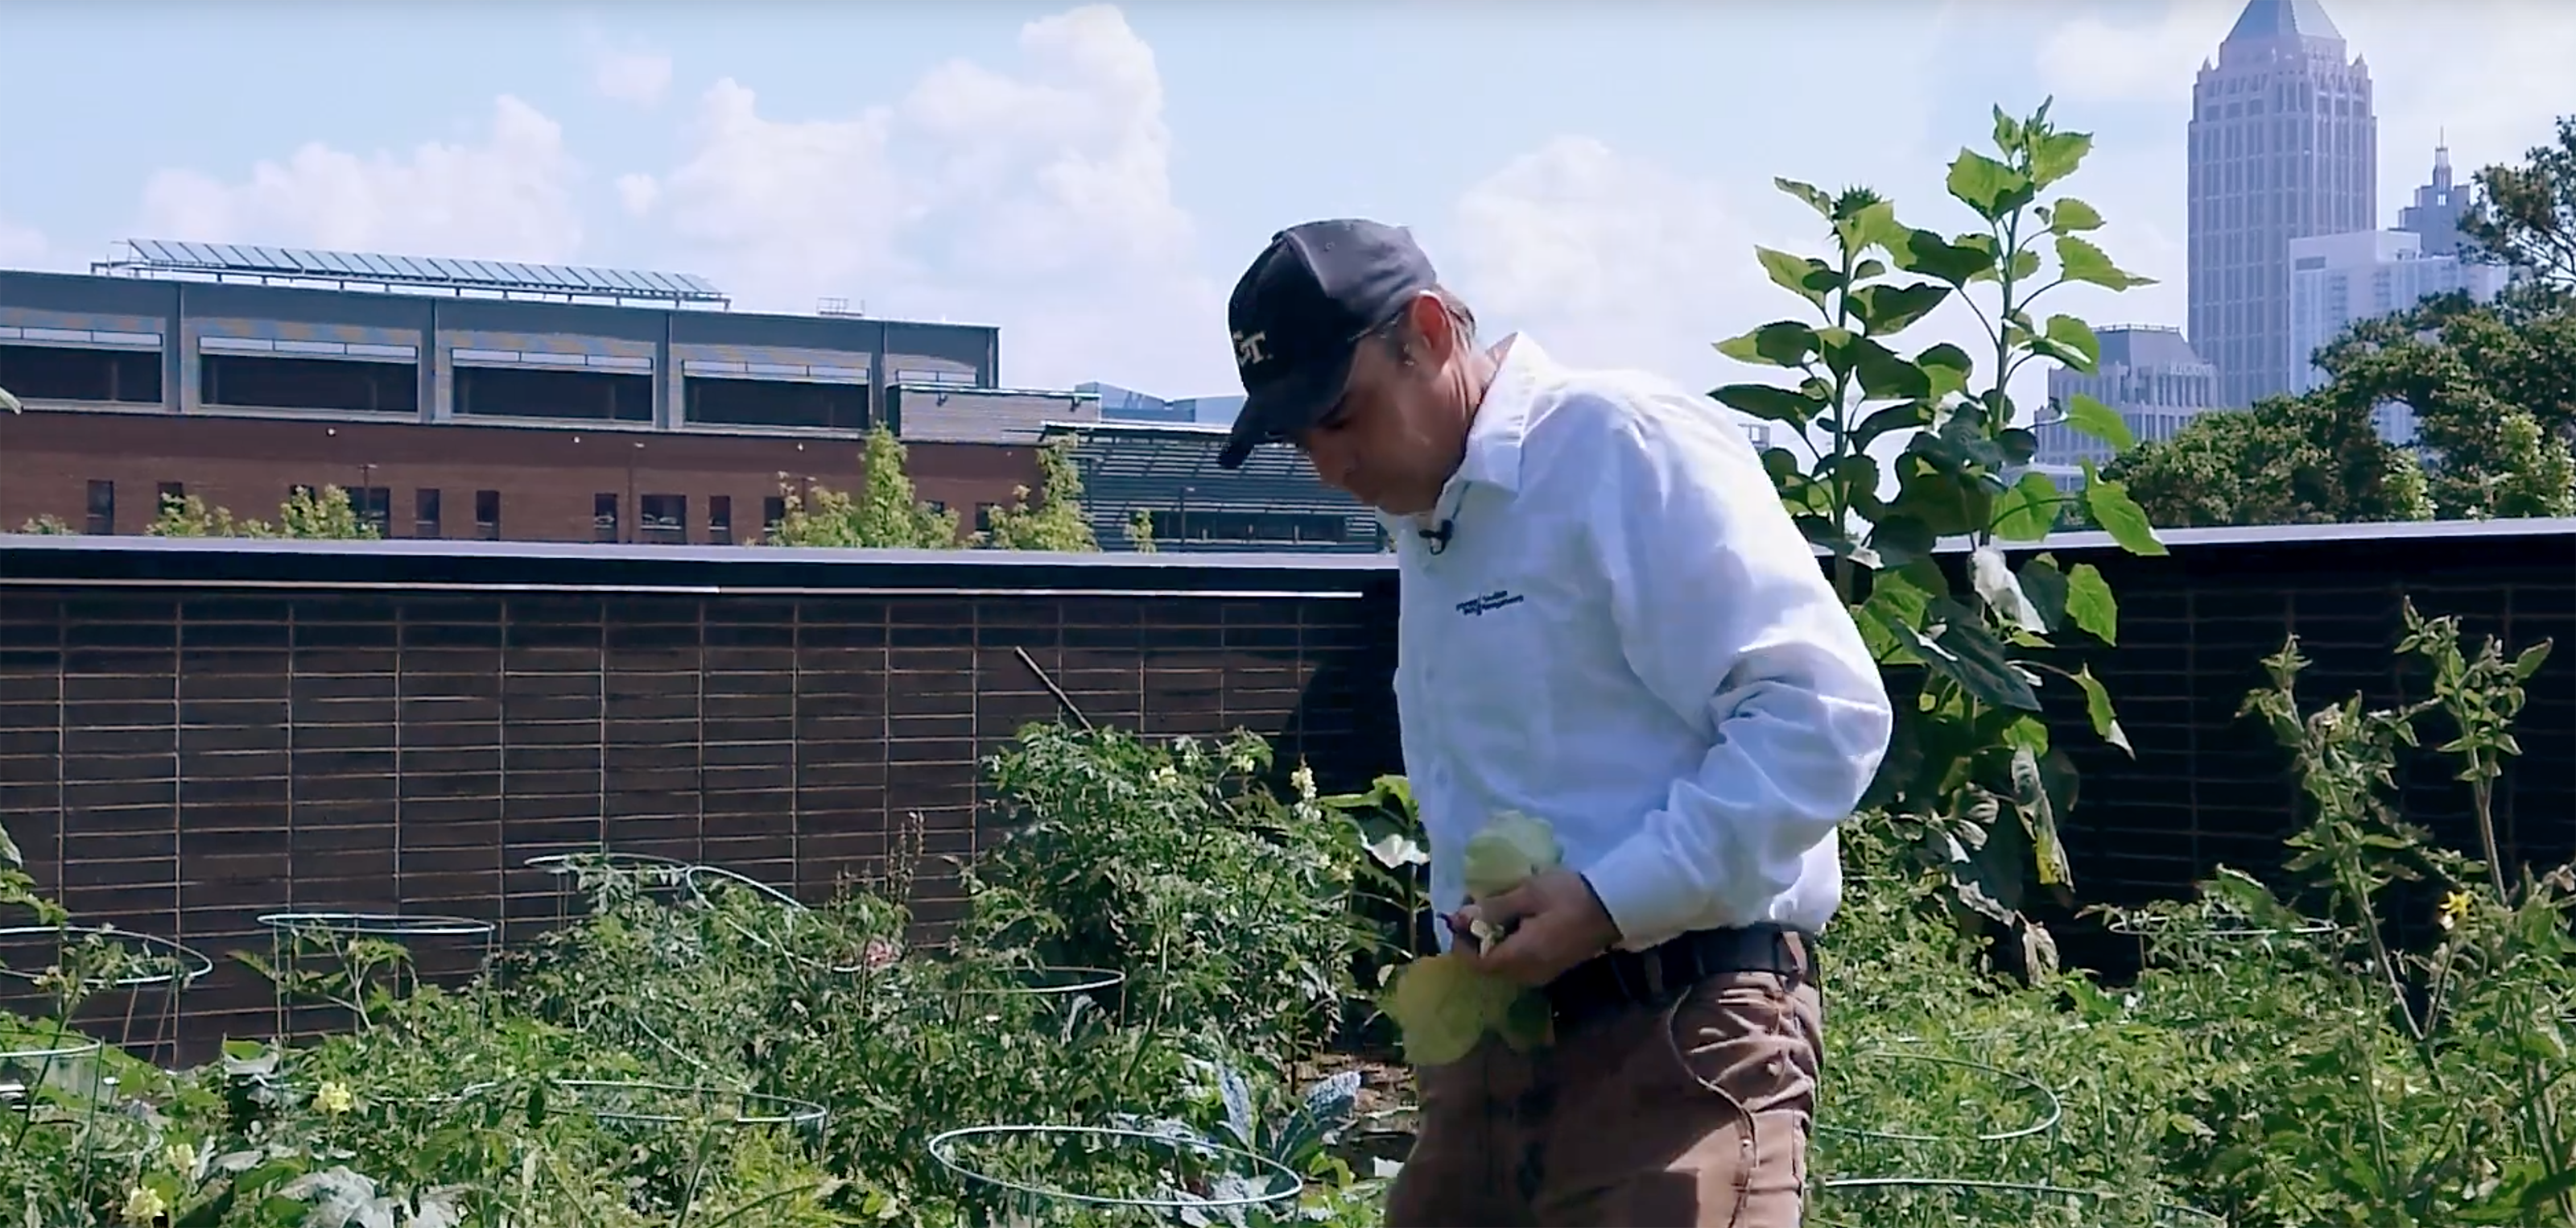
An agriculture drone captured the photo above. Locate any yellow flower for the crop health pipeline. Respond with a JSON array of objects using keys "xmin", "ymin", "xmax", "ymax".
[
  {"xmin": 313, "ymin": 1080, "xmax": 355, "ymax": 1115},
  {"xmin": 121, "ymin": 1185, "xmax": 170, "ymax": 1223},
  {"xmin": 160, "ymin": 1140, "xmax": 196, "ymax": 1175},
  {"xmin": 2438, "ymin": 890, "xmax": 2473, "ymax": 931}
]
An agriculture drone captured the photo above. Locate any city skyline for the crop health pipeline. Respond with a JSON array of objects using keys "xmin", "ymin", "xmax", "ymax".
[{"xmin": 1, "ymin": 2, "xmax": 2567, "ymax": 409}]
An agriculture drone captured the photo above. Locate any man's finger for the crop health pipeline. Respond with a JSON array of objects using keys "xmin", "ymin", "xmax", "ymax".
[{"xmin": 1472, "ymin": 883, "xmax": 1537, "ymax": 931}]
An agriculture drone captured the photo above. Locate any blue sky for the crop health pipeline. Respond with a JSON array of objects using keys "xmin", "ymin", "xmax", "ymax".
[{"xmin": 4, "ymin": 0, "xmax": 2570, "ymax": 411}]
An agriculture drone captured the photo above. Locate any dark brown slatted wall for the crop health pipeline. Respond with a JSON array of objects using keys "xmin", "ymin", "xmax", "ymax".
[
  {"xmin": 2032, "ymin": 531, "xmax": 2576, "ymax": 961},
  {"xmin": 0, "ymin": 552, "xmax": 1402, "ymax": 1059}
]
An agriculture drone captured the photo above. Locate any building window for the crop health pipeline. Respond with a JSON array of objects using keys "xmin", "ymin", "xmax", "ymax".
[
  {"xmin": 975, "ymin": 502, "xmax": 999, "ymax": 533},
  {"xmin": 473, "ymin": 490, "xmax": 501, "ymax": 540},
  {"xmin": 352, "ymin": 486, "xmax": 392, "ymax": 536},
  {"xmin": 708, "ymin": 495, "xmax": 733, "ymax": 546},
  {"xmin": 684, "ymin": 377, "xmax": 869, "ymax": 431},
  {"xmin": 456, "ymin": 365, "xmax": 652, "ymax": 424},
  {"xmin": 415, "ymin": 489, "xmax": 442, "ymax": 540},
  {"xmin": 762, "ymin": 495, "xmax": 786, "ymax": 538},
  {"xmin": 923, "ymin": 499, "xmax": 947, "ymax": 515},
  {"xmin": 200, "ymin": 354, "xmax": 417, "ymax": 414},
  {"xmin": 155, "ymin": 482, "xmax": 185, "ymax": 512},
  {"xmin": 85, "ymin": 480, "xmax": 115, "ymax": 535},
  {"xmin": 638, "ymin": 493, "xmax": 687, "ymax": 544},
  {"xmin": 593, "ymin": 493, "xmax": 620, "ymax": 543},
  {"xmin": 1147, "ymin": 508, "xmax": 1351, "ymax": 545},
  {"xmin": 0, "ymin": 345, "xmax": 163, "ymax": 404}
]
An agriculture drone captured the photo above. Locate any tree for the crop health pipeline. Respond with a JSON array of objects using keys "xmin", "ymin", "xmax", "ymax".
[
  {"xmin": 2110, "ymin": 392, "xmax": 2435, "ymax": 527},
  {"xmin": 978, "ymin": 437, "xmax": 1099, "ymax": 552},
  {"xmin": 759, "ymin": 426, "xmax": 961, "ymax": 549},
  {"xmin": 2318, "ymin": 295, "xmax": 2574, "ymax": 520},
  {"xmin": 145, "ymin": 485, "xmax": 380, "ymax": 540},
  {"xmin": 1124, "ymin": 505, "xmax": 1159, "ymax": 553},
  {"xmin": 2461, "ymin": 114, "xmax": 2575, "ymax": 300}
]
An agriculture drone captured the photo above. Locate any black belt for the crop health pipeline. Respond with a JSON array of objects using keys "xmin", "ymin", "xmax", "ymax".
[{"xmin": 1542, "ymin": 923, "xmax": 1814, "ymax": 1026}]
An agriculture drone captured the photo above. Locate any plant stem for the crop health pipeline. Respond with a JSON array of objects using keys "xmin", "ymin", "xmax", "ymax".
[
  {"xmin": 2471, "ymin": 777, "xmax": 2508, "ymax": 901},
  {"xmin": 1827, "ymin": 225, "xmax": 1861, "ymax": 606}
]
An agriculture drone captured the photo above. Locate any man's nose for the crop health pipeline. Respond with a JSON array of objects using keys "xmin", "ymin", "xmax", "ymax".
[{"xmin": 1303, "ymin": 441, "xmax": 1358, "ymax": 490}]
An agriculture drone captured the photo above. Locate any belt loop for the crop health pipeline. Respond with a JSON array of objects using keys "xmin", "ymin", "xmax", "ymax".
[{"xmin": 1638, "ymin": 949, "xmax": 1666, "ymax": 1002}]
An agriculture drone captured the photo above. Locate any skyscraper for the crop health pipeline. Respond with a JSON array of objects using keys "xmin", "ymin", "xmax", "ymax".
[
  {"xmin": 2033, "ymin": 325, "xmax": 2221, "ymax": 480},
  {"xmin": 2187, "ymin": 0, "xmax": 2377, "ymax": 409},
  {"xmin": 2396, "ymin": 143, "xmax": 2470, "ymax": 255}
]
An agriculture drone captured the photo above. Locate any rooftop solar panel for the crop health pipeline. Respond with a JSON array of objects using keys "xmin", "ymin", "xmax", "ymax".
[{"xmin": 98, "ymin": 238, "xmax": 729, "ymax": 306}]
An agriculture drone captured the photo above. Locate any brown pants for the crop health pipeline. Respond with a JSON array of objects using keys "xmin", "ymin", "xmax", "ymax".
[{"xmin": 1383, "ymin": 968, "xmax": 1823, "ymax": 1228}]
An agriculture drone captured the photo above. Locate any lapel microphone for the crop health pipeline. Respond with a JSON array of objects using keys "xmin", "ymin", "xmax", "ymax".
[{"xmin": 1419, "ymin": 519, "xmax": 1454, "ymax": 555}]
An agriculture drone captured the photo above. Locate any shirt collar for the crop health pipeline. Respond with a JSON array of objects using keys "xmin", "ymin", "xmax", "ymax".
[
  {"xmin": 1453, "ymin": 332, "xmax": 1548, "ymax": 496},
  {"xmin": 1383, "ymin": 333, "xmax": 1549, "ymax": 542}
]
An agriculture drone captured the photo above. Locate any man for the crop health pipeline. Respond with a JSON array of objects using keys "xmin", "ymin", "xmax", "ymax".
[{"xmin": 1212, "ymin": 219, "xmax": 1892, "ymax": 1227}]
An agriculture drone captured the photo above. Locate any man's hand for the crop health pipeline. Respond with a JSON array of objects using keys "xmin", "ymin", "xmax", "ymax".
[{"xmin": 1449, "ymin": 868, "xmax": 1622, "ymax": 987}]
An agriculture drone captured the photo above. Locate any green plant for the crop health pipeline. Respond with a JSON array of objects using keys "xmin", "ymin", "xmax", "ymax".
[
  {"xmin": 1712, "ymin": 97, "xmax": 2169, "ymax": 974},
  {"xmin": 963, "ymin": 726, "xmax": 1365, "ymax": 1075},
  {"xmin": 1314, "ymin": 774, "xmax": 1430, "ymax": 985},
  {"xmin": 1125, "ymin": 505, "xmax": 1160, "ymax": 553},
  {"xmin": 758, "ymin": 426, "xmax": 962, "ymax": 548},
  {"xmin": 145, "ymin": 486, "xmax": 378, "ymax": 540},
  {"xmin": 980, "ymin": 437, "xmax": 1100, "ymax": 552}
]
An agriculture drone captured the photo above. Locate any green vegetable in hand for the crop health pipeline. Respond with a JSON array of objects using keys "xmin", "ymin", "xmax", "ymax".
[{"xmin": 1381, "ymin": 810, "xmax": 1562, "ymax": 1064}]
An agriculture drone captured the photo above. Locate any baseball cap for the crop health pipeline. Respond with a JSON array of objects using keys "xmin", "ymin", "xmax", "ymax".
[{"xmin": 1215, "ymin": 218, "xmax": 1438, "ymax": 470}]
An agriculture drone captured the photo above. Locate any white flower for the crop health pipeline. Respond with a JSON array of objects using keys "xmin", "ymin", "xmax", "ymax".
[
  {"xmin": 121, "ymin": 1185, "xmax": 170, "ymax": 1223},
  {"xmin": 1290, "ymin": 764, "xmax": 1316, "ymax": 802}
]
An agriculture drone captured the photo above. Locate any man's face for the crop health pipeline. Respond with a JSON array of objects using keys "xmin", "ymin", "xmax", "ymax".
[{"xmin": 1289, "ymin": 296, "xmax": 1469, "ymax": 518}]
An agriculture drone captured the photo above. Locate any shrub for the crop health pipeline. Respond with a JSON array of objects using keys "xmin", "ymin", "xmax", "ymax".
[{"xmin": 962, "ymin": 725, "xmax": 1367, "ymax": 1074}]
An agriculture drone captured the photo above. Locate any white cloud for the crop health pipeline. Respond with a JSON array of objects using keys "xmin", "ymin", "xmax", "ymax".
[
  {"xmin": 1446, "ymin": 136, "xmax": 1765, "ymax": 396},
  {"xmin": 613, "ymin": 172, "xmax": 661, "ymax": 217},
  {"xmin": 637, "ymin": 3, "xmax": 1222, "ymax": 392},
  {"xmin": 588, "ymin": 40, "xmax": 675, "ymax": 108},
  {"xmin": 137, "ymin": 95, "xmax": 584, "ymax": 263},
  {"xmin": 1443, "ymin": 122, "xmax": 2182, "ymax": 464}
]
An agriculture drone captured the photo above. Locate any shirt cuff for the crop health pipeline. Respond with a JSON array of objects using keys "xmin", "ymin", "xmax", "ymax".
[{"xmin": 1579, "ymin": 825, "xmax": 1700, "ymax": 953}]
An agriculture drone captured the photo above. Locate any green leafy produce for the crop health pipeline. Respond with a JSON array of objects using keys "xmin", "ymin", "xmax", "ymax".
[{"xmin": 1382, "ymin": 811, "xmax": 1562, "ymax": 1065}]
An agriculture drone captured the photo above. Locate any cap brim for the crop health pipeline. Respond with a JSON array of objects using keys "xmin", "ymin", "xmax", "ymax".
[{"xmin": 1214, "ymin": 349, "xmax": 1354, "ymax": 471}]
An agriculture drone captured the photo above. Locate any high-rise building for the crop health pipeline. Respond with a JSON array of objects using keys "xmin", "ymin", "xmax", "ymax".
[
  {"xmin": 2187, "ymin": 0, "xmax": 2376, "ymax": 410},
  {"xmin": 2032, "ymin": 326, "xmax": 2222, "ymax": 488},
  {"xmin": 2288, "ymin": 220, "xmax": 2512, "ymax": 446},
  {"xmin": 2396, "ymin": 143, "xmax": 2471, "ymax": 256}
]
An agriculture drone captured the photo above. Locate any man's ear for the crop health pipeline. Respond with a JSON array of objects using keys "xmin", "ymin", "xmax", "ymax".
[{"xmin": 1406, "ymin": 291, "xmax": 1453, "ymax": 361}]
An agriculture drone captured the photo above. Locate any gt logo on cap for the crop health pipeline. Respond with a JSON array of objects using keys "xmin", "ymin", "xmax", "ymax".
[{"xmin": 1232, "ymin": 329, "xmax": 1269, "ymax": 371}]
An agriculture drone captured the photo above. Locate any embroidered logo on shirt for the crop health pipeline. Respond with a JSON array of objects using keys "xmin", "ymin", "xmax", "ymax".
[{"xmin": 1455, "ymin": 590, "xmax": 1525, "ymax": 617}]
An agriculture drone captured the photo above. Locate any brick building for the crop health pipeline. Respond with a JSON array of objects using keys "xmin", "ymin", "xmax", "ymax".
[{"xmin": 0, "ymin": 240, "xmax": 1099, "ymax": 543}]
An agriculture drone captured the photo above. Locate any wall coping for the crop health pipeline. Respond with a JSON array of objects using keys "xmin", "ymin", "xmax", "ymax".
[{"xmin": 2, "ymin": 516, "xmax": 2569, "ymax": 597}]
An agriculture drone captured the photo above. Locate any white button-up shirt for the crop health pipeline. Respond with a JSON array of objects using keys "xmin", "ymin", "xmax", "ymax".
[{"xmin": 1389, "ymin": 334, "xmax": 1893, "ymax": 954}]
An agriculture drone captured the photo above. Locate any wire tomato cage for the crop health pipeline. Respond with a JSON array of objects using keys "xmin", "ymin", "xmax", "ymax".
[
  {"xmin": 927, "ymin": 1123, "xmax": 1304, "ymax": 1226},
  {"xmin": 676, "ymin": 863, "xmax": 905, "ymax": 977},
  {"xmin": 253, "ymin": 912, "xmax": 499, "ymax": 1038},
  {"xmin": 523, "ymin": 850, "xmax": 698, "ymax": 924},
  {"xmin": 1814, "ymin": 1048, "xmax": 2066, "ymax": 1147},
  {"xmin": 1810, "ymin": 1176, "xmax": 2227, "ymax": 1227},
  {"xmin": 0, "ymin": 922, "xmax": 213, "ymax": 1067}
]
